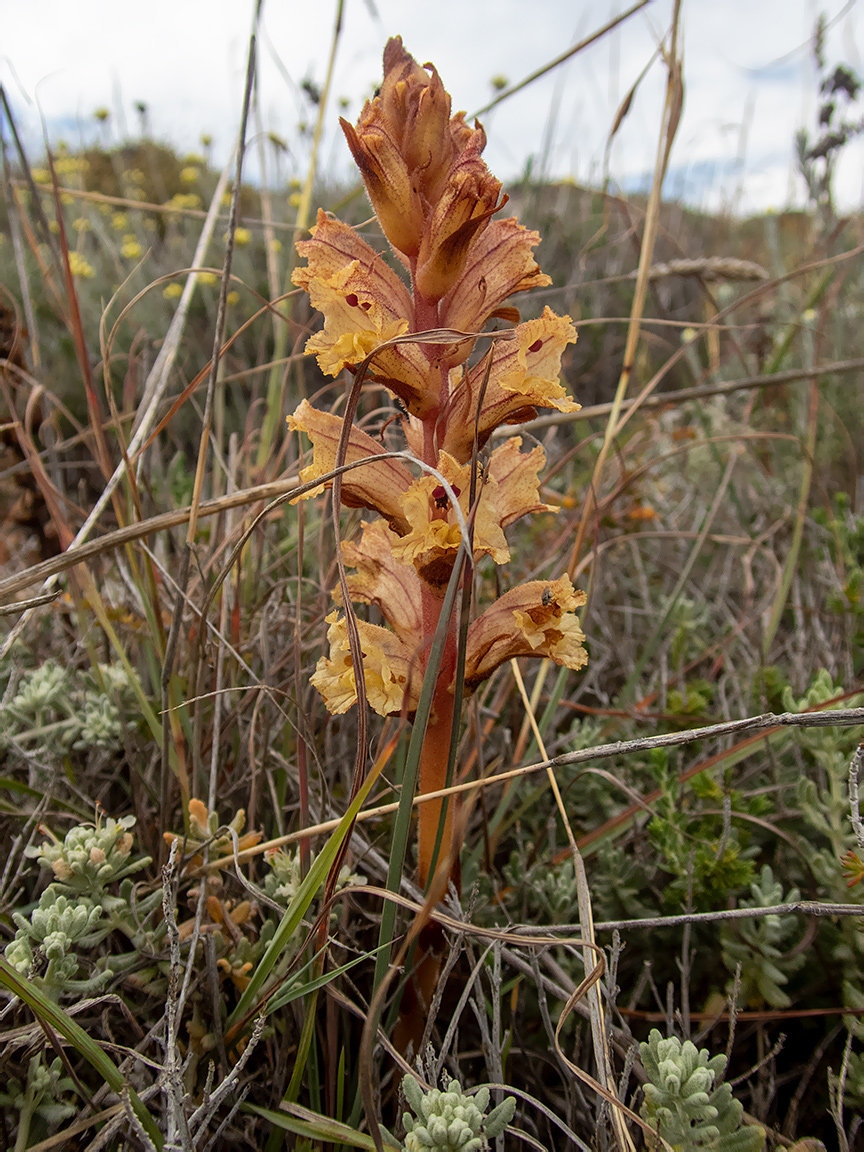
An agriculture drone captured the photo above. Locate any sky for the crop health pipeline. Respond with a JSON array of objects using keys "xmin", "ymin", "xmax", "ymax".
[{"xmin": 4, "ymin": 0, "xmax": 864, "ymax": 215}]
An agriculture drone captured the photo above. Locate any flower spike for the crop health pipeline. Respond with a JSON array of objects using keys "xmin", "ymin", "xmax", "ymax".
[{"xmin": 287, "ymin": 39, "xmax": 589, "ymax": 1033}]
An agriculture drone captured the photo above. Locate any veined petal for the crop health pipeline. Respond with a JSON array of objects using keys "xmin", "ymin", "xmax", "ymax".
[
  {"xmin": 293, "ymin": 210, "xmax": 413, "ymax": 314},
  {"xmin": 293, "ymin": 213, "xmax": 440, "ymax": 417},
  {"xmin": 337, "ymin": 519, "xmax": 425, "ymax": 645},
  {"xmin": 311, "ymin": 611, "xmax": 420, "ymax": 717},
  {"xmin": 414, "ymin": 136, "xmax": 505, "ymax": 303},
  {"xmin": 442, "ymin": 307, "xmax": 579, "ymax": 462},
  {"xmin": 341, "ymin": 118, "xmax": 425, "ymax": 257},
  {"xmin": 486, "ymin": 438, "xmax": 558, "ymax": 529},
  {"xmin": 464, "ymin": 575, "xmax": 587, "ymax": 693},
  {"xmin": 303, "ymin": 266, "xmax": 409, "ymax": 376},
  {"xmin": 439, "ymin": 217, "xmax": 552, "ymax": 334},
  {"xmin": 287, "ymin": 399, "xmax": 412, "ymax": 534}
]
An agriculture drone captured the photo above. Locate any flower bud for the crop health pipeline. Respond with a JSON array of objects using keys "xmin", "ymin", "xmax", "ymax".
[{"xmin": 341, "ymin": 118, "xmax": 425, "ymax": 257}]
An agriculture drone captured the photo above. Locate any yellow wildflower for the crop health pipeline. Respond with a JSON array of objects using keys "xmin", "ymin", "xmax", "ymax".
[
  {"xmin": 121, "ymin": 235, "xmax": 143, "ymax": 259},
  {"xmin": 442, "ymin": 308, "xmax": 580, "ymax": 461},
  {"xmin": 166, "ymin": 193, "xmax": 202, "ymax": 211},
  {"xmin": 68, "ymin": 252, "xmax": 95, "ymax": 279},
  {"xmin": 225, "ymin": 227, "xmax": 251, "ymax": 246}
]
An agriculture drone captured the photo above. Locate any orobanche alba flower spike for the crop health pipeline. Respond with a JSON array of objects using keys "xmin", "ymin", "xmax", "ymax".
[{"xmin": 288, "ymin": 35, "xmax": 587, "ymax": 1039}]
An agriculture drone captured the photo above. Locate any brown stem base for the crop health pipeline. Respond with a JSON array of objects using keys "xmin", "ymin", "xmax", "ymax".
[{"xmin": 392, "ymin": 920, "xmax": 447, "ymax": 1059}]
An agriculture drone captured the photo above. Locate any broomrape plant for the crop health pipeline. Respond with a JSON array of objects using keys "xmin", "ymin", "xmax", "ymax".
[{"xmin": 288, "ymin": 38, "xmax": 587, "ymax": 903}]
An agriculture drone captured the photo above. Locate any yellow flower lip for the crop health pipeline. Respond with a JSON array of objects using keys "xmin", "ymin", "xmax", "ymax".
[
  {"xmin": 311, "ymin": 611, "xmax": 421, "ymax": 717},
  {"xmin": 388, "ymin": 441, "xmax": 557, "ymax": 589},
  {"xmin": 293, "ymin": 211, "xmax": 436, "ymax": 416}
]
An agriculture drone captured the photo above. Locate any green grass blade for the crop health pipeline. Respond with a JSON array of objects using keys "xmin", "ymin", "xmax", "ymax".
[
  {"xmin": 246, "ymin": 1102, "xmax": 399, "ymax": 1149},
  {"xmin": 0, "ymin": 957, "xmax": 163, "ymax": 1149},
  {"xmin": 370, "ymin": 543, "xmax": 467, "ymax": 996},
  {"xmin": 227, "ymin": 748, "xmax": 387, "ymax": 1028},
  {"xmin": 266, "ymin": 938, "xmax": 390, "ymax": 1014}
]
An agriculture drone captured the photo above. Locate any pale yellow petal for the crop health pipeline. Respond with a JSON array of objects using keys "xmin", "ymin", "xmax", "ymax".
[
  {"xmin": 310, "ymin": 611, "xmax": 420, "ymax": 717},
  {"xmin": 442, "ymin": 308, "xmax": 579, "ymax": 462}
]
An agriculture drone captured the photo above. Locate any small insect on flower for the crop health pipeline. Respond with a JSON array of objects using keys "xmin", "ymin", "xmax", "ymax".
[{"xmin": 542, "ymin": 586, "xmax": 553, "ymax": 607}]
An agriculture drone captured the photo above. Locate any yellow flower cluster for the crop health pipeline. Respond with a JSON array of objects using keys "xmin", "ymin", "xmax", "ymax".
[
  {"xmin": 121, "ymin": 235, "xmax": 143, "ymax": 260},
  {"xmin": 165, "ymin": 193, "xmax": 202, "ymax": 212},
  {"xmin": 55, "ymin": 156, "xmax": 88, "ymax": 178},
  {"xmin": 68, "ymin": 252, "xmax": 95, "ymax": 279}
]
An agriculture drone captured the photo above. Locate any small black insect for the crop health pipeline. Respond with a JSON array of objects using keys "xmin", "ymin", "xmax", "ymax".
[
  {"xmin": 29, "ymin": 945, "xmax": 48, "ymax": 979},
  {"xmin": 542, "ymin": 586, "xmax": 553, "ymax": 607}
]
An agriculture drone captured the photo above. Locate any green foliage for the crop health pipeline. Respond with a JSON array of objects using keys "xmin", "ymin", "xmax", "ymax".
[
  {"xmin": 782, "ymin": 670, "xmax": 864, "ymax": 1055},
  {"xmin": 388, "ymin": 1074, "xmax": 516, "ymax": 1152},
  {"xmin": 504, "ymin": 853, "xmax": 580, "ymax": 924},
  {"xmin": 720, "ymin": 866, "xmax": 804, "ymax": 1008},
  {"xmin": 786, "ymin": 669, "xmax": 864, "ymax": 897},
  {"xmin": 6, "ymin": 889, "xmax": 109, "ymax": 999},
  {"xmin": 2, "ymin": 658, "xmax": 144, "ymax": 759},
  {"xmin": 26, "ymin": 813, "xmax": 144, "ymax": 894},
  {"xmin": 667, "ymin": 681, "xmax": 713, "ymax": 721},
  {"xmin": 585, "ymin": 839, "xmax": 657, "ymax": 922},
  {"xmin": 815, "ymin": 494, "xmax": 864, "ymax": 676},
  {"xmin": 5, "ymin": 816, "xmax": 151, "ymax": 999},
  {"xmin": 0, "ymin": 1053, "xmax": 77, "ymax": 1146},
  {"xmin": 647, "ymin": 750, "xmax": 757, "ymax": 910},
  {"xmin": 639, "ymin": 1030, "xmax": 765, "ymax": 1152}
]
